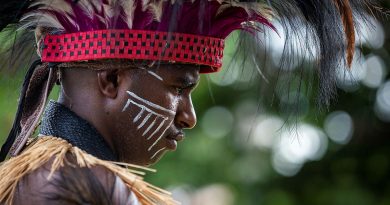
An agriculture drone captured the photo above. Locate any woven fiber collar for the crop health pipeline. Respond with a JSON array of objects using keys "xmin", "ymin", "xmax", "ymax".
[{"xmin": 39, "ymin": 100, "xmax": 117, "ymax": 161}]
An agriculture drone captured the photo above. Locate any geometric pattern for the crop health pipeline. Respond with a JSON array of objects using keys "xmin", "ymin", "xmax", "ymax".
[{"xmin": 42, "ymin": 29, "xmax": 224, "ymax": 72}]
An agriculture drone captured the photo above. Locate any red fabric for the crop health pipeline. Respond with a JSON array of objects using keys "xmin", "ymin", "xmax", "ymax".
[{"xmin": 41, "ymin": 29, "xmax": 224, "ymax": 73}]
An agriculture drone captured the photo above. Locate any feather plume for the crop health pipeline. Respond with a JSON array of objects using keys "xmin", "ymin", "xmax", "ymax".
[
  {"xmin": 0, "ymin": 0, "xmax": 29, "ymax": 31},
  {"xmin": 2, "ymin": 0, "xmax": 382, "ymax": 109},
  {"xmin": 264, "ymin": 0, "xmax": 379, "ymax": 107},
  {"xmin": 18, "ymin": 0, "xmax": 275, "ymax": 37},
  {"xmin": 334, "ymin": 0, "xmax": 355, "ymax": 68},
  {"xmin": 120, "ymin": 0, "xmax": 136, "ymax": 29},
  {"xmin": 141, "ymin": 0, "xmax": 165, "ymax": 21}
]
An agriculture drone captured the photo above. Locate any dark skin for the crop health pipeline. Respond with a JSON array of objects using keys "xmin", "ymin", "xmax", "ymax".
[
  {"xmin": 11, "ymin": 63, "xmax": 201, "ymax": 204},
  {"xmin": 58, "ymin": 63, "xmax": 200, "ymax": 166},
  {"xmin": 13, "ymin": 156, "xmax": 137, "ymax": 205},
  {"xmin": 8, "ymin": 31, "xmax": 201, "ymax": 204},
  {"xmin": 34, "ymin": 29, "xmax": 200, "ymax": 165}
]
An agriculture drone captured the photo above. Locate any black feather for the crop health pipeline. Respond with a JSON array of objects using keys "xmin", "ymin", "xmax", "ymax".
[
  {"xmin": 0, "ymin": 0, "xmax": 30, "ymax": 32},
  {"xmin": 265, "ymin": 0, "xmax": 378, "ymax": 108},
  {"xmin": 0, "ymin": 59, "xmax": 42, "ymax": 162},
  {"xmin": 45, "ymin": 165, "xmax": 112, "ymax": 205}
]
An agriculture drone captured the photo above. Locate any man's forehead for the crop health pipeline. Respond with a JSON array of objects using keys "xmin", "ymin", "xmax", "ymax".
[{"xmin": 153, "ymin": 64, "xmax": 201, "ymax": 81}]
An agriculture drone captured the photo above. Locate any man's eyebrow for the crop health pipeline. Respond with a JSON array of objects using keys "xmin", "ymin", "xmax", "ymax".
[{"xmin": 174, "ymin": 76, "xmax": 199, "ymax": 88}]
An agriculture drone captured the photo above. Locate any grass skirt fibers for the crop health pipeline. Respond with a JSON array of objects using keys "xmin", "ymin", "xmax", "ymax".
[{"xmin": 0, "ymin": 136, "xmax": 178, "ymax": 205}]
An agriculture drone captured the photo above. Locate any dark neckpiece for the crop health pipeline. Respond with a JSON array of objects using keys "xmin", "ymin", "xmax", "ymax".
[{"xmin": 39, "ymin": 100, "xmax": 117, "ymax": 161}]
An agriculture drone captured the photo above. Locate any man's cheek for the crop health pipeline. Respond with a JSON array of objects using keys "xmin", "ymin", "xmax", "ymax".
[{"xmin": 121, "ymin": 90, "xmax": 175, "ymax": 158}]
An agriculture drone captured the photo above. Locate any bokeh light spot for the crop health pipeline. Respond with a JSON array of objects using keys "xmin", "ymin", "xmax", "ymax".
[
  {"xmin": 324, "ymin": 111, "xmax": 354, "ymax": 144},
  {"xmin": 362, "ymin": 55, "xmax": 386, "ymax": 88},
  {"xmin": 252, "ymin": 116, "xmax": 284, "ymax": 150},
  {"xmin": 375, "ymin": 81, "xmax": 390, "ymax": 122},
  {"xmin": 336, "ymin": 49, "xmax": 366, "ymax": 92},
  {"xmin": 357, "ymin": 16, "xmax": 385, "ymax": 49},
  {"xmin": 272, "ymin": 124, "xmax": 328, "ymax": 176},
  {"xmin": 202, "ymin": 106, "xmax": 234, "ymax": 138},
  {"xmin": 191, "ymin": 184, "xmax": 234, "ymax": 205},
  {"xmin": 272, "ymin": 152, "xmax": 303, "ymax": 177}
]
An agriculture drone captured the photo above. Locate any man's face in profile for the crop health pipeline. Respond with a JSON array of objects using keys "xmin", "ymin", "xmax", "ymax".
[{"xmin": 106, "ymin": 64, "xmax": 200, "ymax": 166}]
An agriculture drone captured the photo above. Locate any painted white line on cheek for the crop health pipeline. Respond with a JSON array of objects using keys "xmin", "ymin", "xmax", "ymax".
[
  {"xmin": 137, "ymin": 113, "xmax": 152, "ymax": 130},
  {"xmin": 150, "ymin": 147, "xmax": 165, "ymax": 159},
  {"xmin": 122, "ymin": 91, "xmax": 177, "ymax": 151},
  {"xmin": 133, "ymin": 107, "xmax": 145, "ymax": 123},
  {"xmin": 148, "ymin": 123, "xmax": 172, "ymax": 151},
  {"xmin": 127, "ymin": 100, "xmax": 165, "ymax": 118},
  {"xmin": 126, "ymin": 91, "xmax": 175, "ymax": 115},
  {"xmin": 147, "ymin": 119, "xmax": 166, "ymax": 140},
  {"xmin": 122, "ymin": 99, "xmax": 131, "ymax": 112},
  {"xmin": 143, "ymin": 118, "xmax": 157, "ymax": 136}
]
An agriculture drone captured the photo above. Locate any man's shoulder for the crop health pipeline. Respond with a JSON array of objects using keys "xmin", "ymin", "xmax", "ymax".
[
  {"xmin": 0, "ymin": 136, "xmax": 175, "ymax": 205},
  {"xmin": 0, "ymin": 136, "xmax": 139, "ymax": 205},
  {"xmin": 13, "ymin": 160, "xmax": 139, "ymax": 205}
]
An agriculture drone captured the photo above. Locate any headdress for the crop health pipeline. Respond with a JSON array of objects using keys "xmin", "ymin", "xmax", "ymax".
[{"xmin": 0, "ymin": 0, "xmax": 380, "ymax": 161}]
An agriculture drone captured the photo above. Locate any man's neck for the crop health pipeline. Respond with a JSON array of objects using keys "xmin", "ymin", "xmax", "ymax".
[{"xmin": 39, "ymin": 100, "xmax": 118, "ymax": 161}]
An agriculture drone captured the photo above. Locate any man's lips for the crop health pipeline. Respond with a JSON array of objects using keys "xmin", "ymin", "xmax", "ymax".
[
  {"xmin": 165, "ymin": 132, "xmax": 184, "ymax": 150},
  {"xmin": 166, "ymin": 132, "xmax": 184, "ymax": 141}
]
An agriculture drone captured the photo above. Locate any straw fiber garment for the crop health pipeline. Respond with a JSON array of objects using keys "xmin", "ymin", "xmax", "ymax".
[
  {"xmin": 39, "ymin": 100, "xmax": 117, "ymax": 161},
  {"xmin": 0, "ymin": 137, "xmax": 178, "ymax": 205}
]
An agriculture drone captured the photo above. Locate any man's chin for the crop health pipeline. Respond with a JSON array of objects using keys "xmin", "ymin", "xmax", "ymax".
[
  {"xmin": 147, "ymin": 152, "xmax": 167, "ymax": 166},
  {"xmin": 119, "ymin": 153, "xmax": 166, "ymax": 167}
]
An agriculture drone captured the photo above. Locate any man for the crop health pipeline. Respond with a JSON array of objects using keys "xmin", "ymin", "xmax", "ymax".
[
  {"xmin": 0, "ymin": 0, "xmax": 377, "ymax": 204},
  {"xmin": 46, "ymin": 62, "xmax": 199, "ymax": 165}
]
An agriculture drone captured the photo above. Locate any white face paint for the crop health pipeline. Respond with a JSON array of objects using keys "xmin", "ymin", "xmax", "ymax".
[
  {"xmin": 121, "ymin": 68, "xmax": 178, "ymax": 159},
  {"xmin": 139, "ymin": 66, "xmax": 163, "ymax": 81},
  {"xmin": 150, "ymin": 147, "xmax": 166, "ymax": 160}
]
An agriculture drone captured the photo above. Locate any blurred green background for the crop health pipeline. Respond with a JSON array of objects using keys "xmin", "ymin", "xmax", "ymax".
[{"xmin": 1, "ymin": 2, "xmax": 390, "ymax": 205}]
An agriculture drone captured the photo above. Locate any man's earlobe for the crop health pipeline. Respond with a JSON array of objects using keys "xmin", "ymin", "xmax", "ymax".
[{"xmin": 97, "ymin": 70, "xmax": 120, "ymax": 99}]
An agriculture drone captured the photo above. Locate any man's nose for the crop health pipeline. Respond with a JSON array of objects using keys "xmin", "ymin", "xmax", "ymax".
[{"xmin": 174, "ymin": 96, "xmax": 197, "ymax": 129}]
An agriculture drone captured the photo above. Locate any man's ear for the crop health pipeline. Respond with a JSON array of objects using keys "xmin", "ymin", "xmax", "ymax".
[{"xmin": 97, "ymin": 69, "xmax": 121, "ymax": 99}]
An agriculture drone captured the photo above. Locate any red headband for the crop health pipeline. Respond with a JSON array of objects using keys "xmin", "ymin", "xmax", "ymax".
[{"xmin": 41, "ymin": 29, "xmax": 224, "ymax": 73}]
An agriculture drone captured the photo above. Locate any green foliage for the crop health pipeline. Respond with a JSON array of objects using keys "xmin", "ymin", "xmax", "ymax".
[{"xmin": 1, "ymin": 4, "xmax": 389, "ymax": 205}]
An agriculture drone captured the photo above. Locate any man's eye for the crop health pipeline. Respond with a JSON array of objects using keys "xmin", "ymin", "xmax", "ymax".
[{"xmin": 175, "ymin": 87, "xmax": 184, "ymax": 95}]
